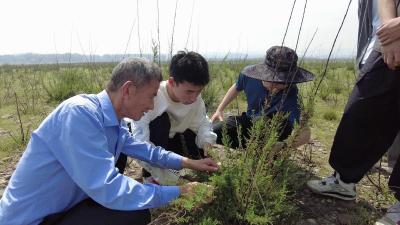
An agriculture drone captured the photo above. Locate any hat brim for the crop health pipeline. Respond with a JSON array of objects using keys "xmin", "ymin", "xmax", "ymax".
[{"xmin": 241, "ymin": 63, "xmax": 315, "ymax": 83}]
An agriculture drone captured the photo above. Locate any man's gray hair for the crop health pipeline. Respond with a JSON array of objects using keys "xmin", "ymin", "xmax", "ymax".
[{"xmin": 107, "ymin": 58, "xmax": 162, "ymax": 92}]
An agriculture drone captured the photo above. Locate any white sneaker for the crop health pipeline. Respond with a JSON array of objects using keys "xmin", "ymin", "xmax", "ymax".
[
  {"xmin": 307, "ymin": 172, "xmax": 356, "ymax": 201},
  {"xmin": 375, "ymin": 201, "xmax": 400, "ymax": 225}
]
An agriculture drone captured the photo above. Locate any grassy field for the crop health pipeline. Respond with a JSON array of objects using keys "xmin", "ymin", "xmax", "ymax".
[{"xmin": 0, "ymin": 59, "xmax": 396, "ymax": 224}]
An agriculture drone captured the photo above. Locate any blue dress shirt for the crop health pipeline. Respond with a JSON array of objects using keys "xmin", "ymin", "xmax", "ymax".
[{"xmin": 0, "ymin": 90, "xmax": 182, "ymax": 225}]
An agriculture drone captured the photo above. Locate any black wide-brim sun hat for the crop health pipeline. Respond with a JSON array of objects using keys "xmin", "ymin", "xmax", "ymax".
[{"xmin": 241, "ymin": 46, "xmax": 315, "ymax": 83}]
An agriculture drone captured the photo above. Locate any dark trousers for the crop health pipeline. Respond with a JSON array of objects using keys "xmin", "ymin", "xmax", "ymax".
[
  {"xmin": 149, "ymin": 112, "xmax": 204, "ymax": 159},
  {"xmin": 123, "ymin": 112, "xmax": 205, "ymax": 178},
  {"xmin": 329, "ymin": 51, "xmax": 400, "ymax": 199},
  {"xmin": 142, "ymin": 112, "xmax": 204, "ymax": 177},
  {"xmin": 115, "ymin": 154, "xmax": 127, "ymax": 174},
  {"xmin": 213, "ymin": 112, "xmax": 294, "ymax": 149},
  {"xmin": 213, "ymin": 112, "xmax": 252, "ymax": 149},
  {"xmin": 40, "ymin": 199, "xmax": 151, "ymax": 225}
]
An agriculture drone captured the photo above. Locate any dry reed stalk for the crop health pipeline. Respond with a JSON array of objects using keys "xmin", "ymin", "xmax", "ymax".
[
  {"xmin": 156, "ymin": 0, "xmax": 161, "ymax": 65},
  {"xmin": 169, "ymin": 0, "xmax": 179, "ymax": 60},
  {"xmin": 281, "ymin": 0, "xmax": 297, "ymax": 47},
  {"xmin": 313, "ymin": 0, "xmax": 353, "ymax": 97},
  {"xmin": 184, "ymin": 0, "xmax": 196, "ymax": 50},
  {"xmin": 123, "ymin": 18, "xmax": 136, "ymax": 58},
  {"xmin": 137, "ymin": 0, "xmax": 143, "ymax": 57},
  {"xmin": 295, "ymin": 0, "xmax": 308, "ymax": 52}
]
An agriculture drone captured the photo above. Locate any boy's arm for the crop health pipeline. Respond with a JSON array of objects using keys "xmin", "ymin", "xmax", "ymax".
[
  {"xmin": 189, "ymin": 99, "xmax": 217, "ymax": 154},
  {"xmin": 211, "ymin": 83, "xmax": 240, "ymax": 122}
]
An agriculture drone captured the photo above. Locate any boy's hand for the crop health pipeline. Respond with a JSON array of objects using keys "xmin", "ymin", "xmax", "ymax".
[{"xmin": 181, "ymin": 157, "xmax": 219, "ymax": 172}]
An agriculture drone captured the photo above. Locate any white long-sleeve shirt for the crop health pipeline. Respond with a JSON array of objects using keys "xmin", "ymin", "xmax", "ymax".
[
  {"xmin": 125, "ymin": 81, "xmax": 217, "ymax": 185},
  {"xmin": 129, "ymin": 81, "xmax": 216, "ymax": 149}
]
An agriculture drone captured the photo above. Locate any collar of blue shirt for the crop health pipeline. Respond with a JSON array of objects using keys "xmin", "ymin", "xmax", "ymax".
[{"xmin": 97, "ymin": 90, "xmax": 119, "ymax": 127}]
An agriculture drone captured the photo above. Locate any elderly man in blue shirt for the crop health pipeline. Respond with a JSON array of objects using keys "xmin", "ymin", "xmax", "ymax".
[{"xmin": 0, "ymin": 58, "xmax": 219, "ymax": 225}]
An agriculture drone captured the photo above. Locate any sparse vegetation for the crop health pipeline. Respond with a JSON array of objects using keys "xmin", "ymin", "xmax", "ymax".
[{"xmin": 0, "ymin": 60, "xmax": 396, "ymax": 224}]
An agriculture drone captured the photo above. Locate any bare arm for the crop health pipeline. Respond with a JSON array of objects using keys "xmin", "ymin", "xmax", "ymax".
[
  {"xmin": 378, "ymin": 0, "xmax": 397, "ymax": 23},
  {"xmin": 377, "ymin": 0, "xmax": 400, "ymax": 69},
  {"xmin": 210, "ymin": 84, "xmax": 240, "ymax": 122}
]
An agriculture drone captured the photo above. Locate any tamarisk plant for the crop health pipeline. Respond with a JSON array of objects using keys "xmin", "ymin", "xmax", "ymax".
[{"xmin": 152, "ymin": 114, "xmax": 300, "ymax": 225}]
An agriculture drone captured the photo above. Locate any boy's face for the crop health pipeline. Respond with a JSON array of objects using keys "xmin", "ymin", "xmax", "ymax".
[
  {"xmin": 167, "ymin": 77, "xmax": 204, "ymax": 105},
  {"xmin": 262, "ymin": 81, "xmax": 288, "ymax": 95}
]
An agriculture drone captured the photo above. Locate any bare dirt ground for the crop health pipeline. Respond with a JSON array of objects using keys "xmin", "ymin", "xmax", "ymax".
[
  {"xmin": 0, "ymin": 138, "xmax": 394, "ymax": 225},
  {"xmin": 292, "ymin": 139, "xmax": 393, "ymax": 225}
]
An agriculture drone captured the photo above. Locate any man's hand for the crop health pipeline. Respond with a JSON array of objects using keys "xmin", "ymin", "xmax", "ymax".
[
  {"xmin": 181, "ymin": 157, "xmax": 219, "ymax": 172},
  {"xmin": 211, "ymin": 110, "xmax": 224, "ymax": 122},
  {"xmin": 381, "ymin": 38, "xmax": 400, "ymax": 70},
  {"xmin": 377, "ymin": 17, "xmax": 400, "ymax": 46}
]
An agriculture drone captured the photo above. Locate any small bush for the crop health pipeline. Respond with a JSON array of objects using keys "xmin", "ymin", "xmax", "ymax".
[
  {"xmin": 202, "ymin": 81, "xmax": 219, "ymax": 113},
  {"xmin": 42, "ymin": 68, "xmax": 103, "ymax": 102},
  {"xmin": 152, "ymin": 114, "xmax": 300, "ymax": 225},
  {"xmin": 323, "ymin": 110, "xmax": 337, "ymax": 121}
]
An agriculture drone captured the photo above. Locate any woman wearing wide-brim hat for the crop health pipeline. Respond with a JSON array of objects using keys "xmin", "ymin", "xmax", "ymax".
[{"xmin": 211, "ymin": 45, "xmax": 315, "ymax": 149}]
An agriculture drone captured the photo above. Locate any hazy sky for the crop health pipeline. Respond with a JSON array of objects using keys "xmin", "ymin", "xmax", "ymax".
[{"xmin": 0, "ymin": 0, "xmax": 358, "ymax": 58}]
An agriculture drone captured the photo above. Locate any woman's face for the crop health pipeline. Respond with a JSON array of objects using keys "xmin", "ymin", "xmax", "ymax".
[{"xmin": 262, "ymin": 81, "xmax": 288, "ymax": 94}]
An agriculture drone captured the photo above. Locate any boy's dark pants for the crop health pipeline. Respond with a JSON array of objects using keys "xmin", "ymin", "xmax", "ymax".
[
  {"xmin": 142, "ymin": 112, "xmax": 204, "ymax": 177},
  {"xmin": 329, "ymin": 51, "xmax": 400, "ymax": 199},
  {"xmin": 149, "ymin": 112, "xmax": 204, "ymax": 159},
  {"xmin": 118, "ymin": 112, "xmax": 204, "ymax": 176}
]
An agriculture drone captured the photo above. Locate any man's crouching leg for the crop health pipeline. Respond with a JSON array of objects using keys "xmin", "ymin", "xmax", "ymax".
[{"xmin": 40, "ymin": 199, "xmax": 151, "ymax": 225}]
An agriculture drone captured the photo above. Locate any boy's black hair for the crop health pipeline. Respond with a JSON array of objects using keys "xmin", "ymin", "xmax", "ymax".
[{"xmin": 169, "ymin": 51, "xmax": 210, "ymax": 86}]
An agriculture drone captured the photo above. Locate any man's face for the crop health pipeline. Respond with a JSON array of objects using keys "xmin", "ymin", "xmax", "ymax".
[
  {"xmin": 262, "ymin": 81, "xmax": 288, "ymax": 95},
  {"xmin": 124, "ymin": 79, "xmax": 160, "ymax": 121},
  {"xmin": 168, "ymin": 78, "xmax": 204, "ymax": 105}
]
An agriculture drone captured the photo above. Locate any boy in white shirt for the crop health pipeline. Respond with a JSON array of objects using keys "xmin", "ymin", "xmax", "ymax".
[{"xmin": 125, "ymin": 51, "xmax": 217, "ymax": 185}]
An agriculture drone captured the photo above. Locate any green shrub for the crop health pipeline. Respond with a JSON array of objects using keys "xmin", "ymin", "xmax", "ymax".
[
  {"xmin": 323, "ymin": 110, "xmax": 337, "ymax": 121},
  {"xmin": 154, "ymin": 114, "xmax": 300, "ymax": 225},
  {"xmin": 202, "ymin": 81, "xmax": 219, "ymax": 113},
  {"xmin": 42, "ymin": 68, "xmax": 104, "ymax": 102}
]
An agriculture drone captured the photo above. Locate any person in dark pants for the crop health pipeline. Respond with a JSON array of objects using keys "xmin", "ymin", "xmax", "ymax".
[
  {"xmin": 307, "ymin": 0, "xmax": 400, "ymax": 224},
  {"xmin": 149, "ymin": 112, "xmax": 205, "ymax": 160},
  {"xmin": 40, "ymin": 199, "xmax": 151, "ymax": 225},
  {"xmin": 125, "ymin": 51, "xmax": 217, "ymax": 185},
  {"xmin": 211, "ymin": 46, "xmax": 315, "ymax": 149},
  {"xmin": 0, "ymin": 58, "xmax": 219, "ymax": 225}
]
